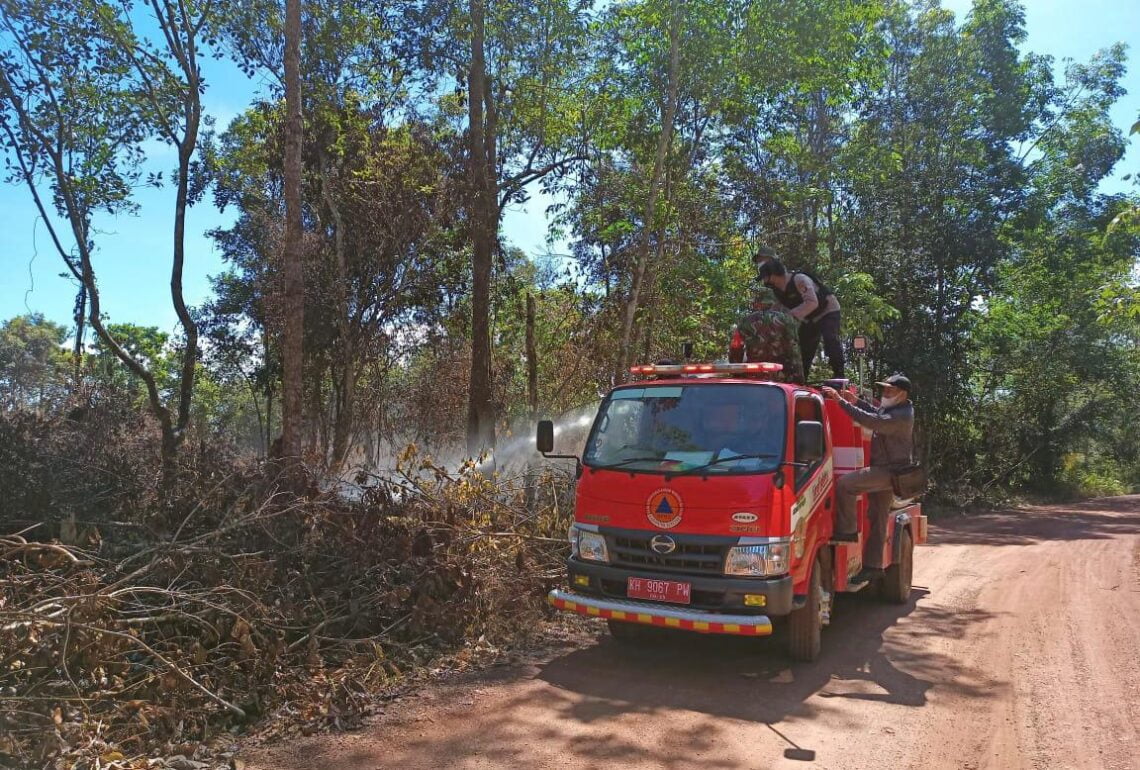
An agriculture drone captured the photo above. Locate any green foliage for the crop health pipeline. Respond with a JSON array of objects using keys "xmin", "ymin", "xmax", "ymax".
[
  {"xmin": 0, "ymin": 314, "xmax": 69, "ymax": 410},
  {"xmin": 1, "ymin": 0, "xmax": 223, "ymax": 473},
  {"xmin": 0, "ymin": 0, "xmax": 150, "ymax": 221},
  {"xmin": 3, "ymin": 0, "xmax": 1138, "ymax": 499},
  {"xmin": 1059, "ymin": 453, "xmax": 1130, "ymax": 498},
  {"xmin": 831, "ymin": 272, "xmax": 899, "ymax": 340},
  {"xmin": 89, "ymin": 323, "xmax": 173, "ymax": 394}
]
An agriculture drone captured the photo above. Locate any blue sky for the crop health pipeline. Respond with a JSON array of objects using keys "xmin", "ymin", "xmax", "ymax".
[{"xmin": 1, "ymin": 0, "xmax": 1137, "ymax": 332}]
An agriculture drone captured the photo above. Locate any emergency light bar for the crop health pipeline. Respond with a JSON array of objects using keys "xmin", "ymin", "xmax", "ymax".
[{"xmin": 629, "ymin": 362, "xmax": 784, "ymax": 376}]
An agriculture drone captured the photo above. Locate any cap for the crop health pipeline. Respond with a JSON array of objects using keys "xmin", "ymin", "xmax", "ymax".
[
  {"xmin": 752, "ymin": 244, "xmax": 776, "ymax": 262},
  {"xmin": 757, "ymin": 258, "xmax": 785, "ymax": 280},
  {"xmin": 875, "ymin": 374, "xmax": 912, "ymax": 393}
]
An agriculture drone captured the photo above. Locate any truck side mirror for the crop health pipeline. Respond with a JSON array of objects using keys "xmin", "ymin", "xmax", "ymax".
[
  {"xmin": 682, "ymin": 341, "xmax": 694, "ymax": 360},
  {"xmin": 536, "ymin": 420, "xmax": 555, "ymax": 454},
  {"xmin": 535, "ymin": 419, "xmax": 583, "ymax": 478},
  {"xmin": 795, "ymin": 420, "xmax": 824, "ymax": 464}
]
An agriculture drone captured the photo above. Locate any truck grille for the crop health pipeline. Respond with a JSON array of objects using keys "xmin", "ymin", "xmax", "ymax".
[{"xmin": 609, "ymin": 534, "xmax": 727, "ymax": 574}]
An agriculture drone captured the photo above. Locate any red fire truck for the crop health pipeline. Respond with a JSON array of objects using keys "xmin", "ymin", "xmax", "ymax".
[{"xmin": 537, "ymin": 361, "xmax": 927, "ymax": 661}]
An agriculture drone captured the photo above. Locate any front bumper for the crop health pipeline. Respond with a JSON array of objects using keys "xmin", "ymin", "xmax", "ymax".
[
  {"xmin": 565, "ymin": 557, "xmax": 794, "ymax": 615},
  {"xmin": 549, "ymin": 589, "xmax": 773, "ymax": 636}
]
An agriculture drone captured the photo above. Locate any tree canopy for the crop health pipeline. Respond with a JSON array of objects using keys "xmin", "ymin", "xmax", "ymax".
[{"xmin": 1, "ymin": 0, "xmax": 1137, "ymax": 497}]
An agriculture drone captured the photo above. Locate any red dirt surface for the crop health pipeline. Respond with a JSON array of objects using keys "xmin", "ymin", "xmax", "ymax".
[{"xmin": 243, "ymin": 496, "xmax": 1140, "ymax": 769}]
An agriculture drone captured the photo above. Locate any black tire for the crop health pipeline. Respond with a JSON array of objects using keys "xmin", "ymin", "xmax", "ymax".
[
  {"xmin": 787, "ymin": 558, "xmax": 823, "ymax": 662},
  {"xmin": 607, "ymin": 618, "xmax": 647, "ymax": 643},
  {"xmin": 881, "ymin": 527, "xmax": 913, "ymax": 604}
]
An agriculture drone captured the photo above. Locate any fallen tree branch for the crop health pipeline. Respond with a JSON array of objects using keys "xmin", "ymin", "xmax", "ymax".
[
  {"xmin": 1, "ymin": 540, "xmax": 92, "ymax": 565},
  {"xmin": 12, "ymin": 614, "xmax": 246, "ymax": 719}
]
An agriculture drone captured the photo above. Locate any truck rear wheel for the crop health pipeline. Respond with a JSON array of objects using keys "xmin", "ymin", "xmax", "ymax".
[
  {"xmin": 787, "ymin": 557, "xmax": 823, "ymax": 662},
  {"xmin": 882, "ymin": 527, "xmax": 913, "ymax": 604}
]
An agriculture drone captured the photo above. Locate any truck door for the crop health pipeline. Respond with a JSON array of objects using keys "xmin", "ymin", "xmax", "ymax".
[
  {"xmin": 793, "ymin": 394, "xmax": 826, "ymax": 491},
  {"xmin": 789, "ymin": 393, "xmax": 833, "ymax": 587}
]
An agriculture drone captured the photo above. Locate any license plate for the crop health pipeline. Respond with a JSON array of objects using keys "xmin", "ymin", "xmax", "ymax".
[{"xmin": 627, "ymin": 577, "xmax": 692, "ymax": 605}]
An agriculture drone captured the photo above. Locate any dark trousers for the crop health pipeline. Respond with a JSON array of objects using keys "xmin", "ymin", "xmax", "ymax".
[
  {"xmin": 836, "ymin": 466, "xmax": 895, "ymax": 568},
  {"xmin": 799, "ymin": 311, "xmax": 844, "ymax": 379}
]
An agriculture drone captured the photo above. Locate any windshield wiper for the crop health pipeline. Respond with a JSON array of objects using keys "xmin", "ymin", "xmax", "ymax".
[
  {"xmin": 588, "ymin": 456, "xmax": 671, "ymax": 471},
  {"xmin": 672, "ymin": 453, "xmax": 778, "ymax": 476}
]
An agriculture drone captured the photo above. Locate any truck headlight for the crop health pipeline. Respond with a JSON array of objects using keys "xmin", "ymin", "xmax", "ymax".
[
  {"xmin": 724, "ymin": 542, "xmax": 789, "ymax": 577},
  {"xmin": 574, "ymin": 529, "xmax": 609, "ymax": 563}
]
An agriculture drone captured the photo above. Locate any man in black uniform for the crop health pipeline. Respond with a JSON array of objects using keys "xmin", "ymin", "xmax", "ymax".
[
  {"xmin": 758, "ymin": 258, "xmax": 844, "ymax": 379},
  {"xmin": 752, "ymin": 243, "xmax": 777, "ymax": 269}
]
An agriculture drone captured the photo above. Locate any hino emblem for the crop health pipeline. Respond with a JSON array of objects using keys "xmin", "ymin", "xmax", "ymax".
[{"xmin": 650, "ymin": 535, "xmax": 677, "ymax": 555}]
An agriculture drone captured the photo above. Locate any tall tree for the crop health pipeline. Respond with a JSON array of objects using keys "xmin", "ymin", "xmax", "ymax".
[
  {"xmin": 0, "ymin": 314, "xmax": 67, "ymax": 411},
  {"xmin": 105, "ymin": 0, "xmax": 216, "ymax": 469},
  {"xmin": 281, "ymin": 0, "xmax": 305, "ymax": 462},
  {"xmin": 615, "ymin": 0, "xmax": 681, "ymax": 382},
  {"xmin": 218, "ymin": 0, "xmax": 435, "ymax": 469},
  {"xmin": 403, "ymin": 0, "xmax": 591, "ymax": 456},
  {"xmin": 465, "ymin": 0, "xmax": 495, "ymax": 457},
  {"xmin": 968, "ymin": 38, "xmax": 1136, "ymax": 494},
  {"xmin": 831, "ymin": 0, "xmax": 1041, "ymax": 471},
  {"xmin": 565, "ymin": 0, "xmax": 765, "ymax": 371},
  {"xmin": 0, "ymin": 0, "xmax": 215, "ymax": 476}
]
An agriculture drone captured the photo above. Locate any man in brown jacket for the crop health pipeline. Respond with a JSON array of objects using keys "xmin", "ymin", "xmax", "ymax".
[{"xmin": 821, "ymin": 374, "xmax": 914, "ymax": 583}]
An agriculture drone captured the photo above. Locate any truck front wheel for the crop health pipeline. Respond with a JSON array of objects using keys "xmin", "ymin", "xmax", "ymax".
[
  {"xmin": 881, "ymin": 527, "xmax": 913, "ymax": 604},
  {"xmin": 787, "ymin": 557, "xmax": 823, "ymax": 662}
]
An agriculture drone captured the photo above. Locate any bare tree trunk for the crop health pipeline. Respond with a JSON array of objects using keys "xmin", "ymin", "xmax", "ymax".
[
  {"xmin": 310, "ymin": 373, "xmax": 325, "ymax": 462},
  {"xmin": 169, "ymin": 71, "xmax": 201, "ymax": 482},
  {"xmin": 245, "ymin": 376, "xmax": 265, "ymax": 454},
  {"xmin": 615, "ymin": 0, "xmax": 681, "ymax": 383},
  {"xmin": 640, "ymin": 250, "xmax": 662, "ymax": 363},
  {"xmin": 120, "ymin": 0, "xmax": 208, "ymax": 482},
  {"xmin": 525, "ymin": 291, "xmax": 538, "ymax": 512},
  {"xmin": 281, "ymin": 0, "xmax": 305, "ymax": 465},
  {"xmin": 78, "ymin": 238, "xmax": 177, "ymax": 471},
  {"xmin": 601, "ymin": 244, "xmax": 611, "ymax": 299},
  {"xmin": 637, "ymin": 178, "xmax": 671, "ymax": 366},
  {"xmin": 331, "ymin": 355, "xmax": 354, "ymax": 471},
  {"xmin": 641, "ymin": 305, "xmax": 654, "ymax": 362},
  {"xmin": 320, "ymin": 160, "xmax": 355, "ymax": 474},
  {"xmin": 526, "ymin": 293, "xmax": 538, "ymax": 422},
  {"xmin": 265, "ymin": 383, "xmax": 274, "ymax": 458},
  {"xmin": 72, "ymin": 285, "xmax": 86, "ymax": 383},
  {"xmin": 466, "ymin": 0, "xmax": 496, "ymax": 459}
]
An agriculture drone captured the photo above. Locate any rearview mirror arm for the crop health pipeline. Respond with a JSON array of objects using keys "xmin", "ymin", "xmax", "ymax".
[{"xmin": 541, "ymin": 452, "xmax": 583, "ymax": 478}]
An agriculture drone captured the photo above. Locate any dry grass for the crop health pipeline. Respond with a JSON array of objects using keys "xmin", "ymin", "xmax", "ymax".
[{"xmin": 0, "ymin": 430, "xmax": 575, "ymax": 769}]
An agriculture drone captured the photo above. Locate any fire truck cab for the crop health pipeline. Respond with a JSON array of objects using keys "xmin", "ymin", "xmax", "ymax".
[{"xmin": 539, "ymin": 361, "xmax": 926, "ymax": 662}]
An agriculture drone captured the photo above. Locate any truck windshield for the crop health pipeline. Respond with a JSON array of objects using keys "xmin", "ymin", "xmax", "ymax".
[{"xmin": 583, "ymin": 383, "xmax": 786, "ymax": 475}]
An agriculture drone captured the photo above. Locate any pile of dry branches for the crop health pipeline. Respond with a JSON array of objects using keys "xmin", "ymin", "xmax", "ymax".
[{"xmin": 0, "ymin": 449, "xmax": 574, "ymax": 769}]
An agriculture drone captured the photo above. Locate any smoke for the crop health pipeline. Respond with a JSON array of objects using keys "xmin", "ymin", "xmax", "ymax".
[
  {"xmin": 488, "ymin": 402, "xmax": 600, "ymax": 474},
  {"xmin": 329, "ymin": 402, "xmax": 601, "ymax": 497}
]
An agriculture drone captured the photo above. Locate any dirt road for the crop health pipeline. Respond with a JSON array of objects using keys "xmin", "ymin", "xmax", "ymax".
[{"xmin": 245, "ymin": 496, "xmax": 1140, "ymax": 770}]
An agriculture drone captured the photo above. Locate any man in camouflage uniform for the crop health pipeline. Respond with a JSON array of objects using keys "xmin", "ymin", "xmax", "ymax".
[{"xmin": 729, "ymin": 287, "xmax": 805, "ymax": 384}]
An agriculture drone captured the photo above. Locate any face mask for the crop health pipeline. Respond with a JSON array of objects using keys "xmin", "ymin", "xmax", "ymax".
[{"xmin": 881, "ymin": 393, "xmax": 905, "ymax": 408}]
